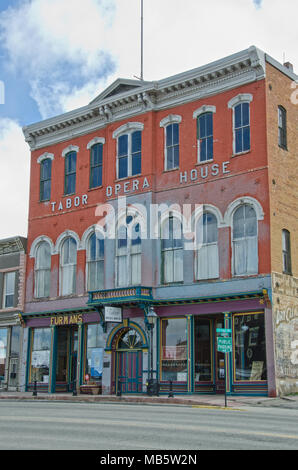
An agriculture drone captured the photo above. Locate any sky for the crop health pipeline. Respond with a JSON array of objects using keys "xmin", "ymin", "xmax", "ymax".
[{"xmin": 0, "ymin": 0, "xmax": 297, "ymax": 239}]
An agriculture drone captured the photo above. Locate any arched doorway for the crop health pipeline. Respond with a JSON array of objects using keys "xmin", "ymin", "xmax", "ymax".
[{"xmin": 114, "ymin": 328, "xmax": 144, "ymax": 394}]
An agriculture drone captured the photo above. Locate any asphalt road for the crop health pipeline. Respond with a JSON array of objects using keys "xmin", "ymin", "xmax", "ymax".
[{"xmin": 0, "ymin": 400, "xmax": 297, "ymax": 451}]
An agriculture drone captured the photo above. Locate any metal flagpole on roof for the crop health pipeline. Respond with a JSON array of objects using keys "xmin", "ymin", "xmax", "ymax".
[{"xmin": 141, "ymin": 0, "xmax": 144, "ymax": 80}]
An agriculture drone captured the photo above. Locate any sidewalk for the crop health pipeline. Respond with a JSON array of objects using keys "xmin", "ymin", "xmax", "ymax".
[{"xmin": 1, "ymin": 391, "xmax": 297, "ymax": 409}]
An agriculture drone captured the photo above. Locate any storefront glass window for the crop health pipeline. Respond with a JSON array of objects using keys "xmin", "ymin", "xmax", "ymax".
[
  {"xmin": 194, "ymin": 319, "xmax": 212, "ymax": 382},
  {"xmin": 0, "ymin": 328, "xmax": 8, "ymax": 385},
  {"xmin": 10, "ymin": 326, "xmax": 20, "ymax": 357},
  {"xmin": 234, "ymin": 313, "xmax": 267, "ymax": 381},
  {"xmin": 30, "ymin": 328, "xmax": 51, "ymax": 383},
  {"xmin": 85, "ymin": 324, "xmax": 104, "ymax": 380},
  {"xmin": 161, "ymin": 318, "xmax": 187, "ymax": 381}
]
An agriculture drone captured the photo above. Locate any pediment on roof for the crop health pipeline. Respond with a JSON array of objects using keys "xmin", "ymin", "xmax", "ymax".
[{"xmin": 90, "ymin": 78, "xmax": 150, "ymax": 105}]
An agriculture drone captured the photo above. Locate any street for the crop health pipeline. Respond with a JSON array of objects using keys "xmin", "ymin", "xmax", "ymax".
[{"xmin": 0, "ymin": 400, "xmax": 297, "ymax": 451}]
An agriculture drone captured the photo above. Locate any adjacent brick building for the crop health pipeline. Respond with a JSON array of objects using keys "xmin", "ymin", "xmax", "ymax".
[{"xmin": 21, "ymin": 46, "xmax": 297, "ymax": 396}]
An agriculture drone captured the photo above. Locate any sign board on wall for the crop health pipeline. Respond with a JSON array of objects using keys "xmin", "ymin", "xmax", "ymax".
[{"xmin": 104, "ymin": 306, "xmax": 122, "ymax": 323}]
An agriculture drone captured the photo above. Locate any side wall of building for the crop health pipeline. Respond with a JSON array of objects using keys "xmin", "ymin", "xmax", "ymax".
[{"xmin": 266, "ymin": 62, "xmax": 298, "ymax": 395}]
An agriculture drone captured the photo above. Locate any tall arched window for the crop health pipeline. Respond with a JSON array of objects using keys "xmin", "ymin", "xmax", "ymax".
[
  {"xmin": 87, "ymin": 233, "xmax": 104, "ymax": 291},
  {"xmin": 35, "ymin": 242, "xmax": 51, "ymax": 298},
  {"xmin": 64, "ymin": 151, "xmax": 77, "ymax": 195},
  {"xmin": 116, "ymin": 220, "xmax": 141, "ymax": 287},
  {"xmin": 60, "ymin": 237, "xmax": 77, "ymax": 295},
  {"xmin": 161, "ymin": 216, "xmax": 183, "ymax": 283},
  {"xmin": 196, "ymin": 212, "xmax": 219, "ymax": 280},
  {"xmin": 40, "ymin": 158, "xmax": 52, "ymax": 201},
  {"xmin": 233, "ymin": 204, "xmax": 258, "ymax": 275},
  {"xmin": 197, "ymin": 112, "xmax": 213, "ymax": 162}
]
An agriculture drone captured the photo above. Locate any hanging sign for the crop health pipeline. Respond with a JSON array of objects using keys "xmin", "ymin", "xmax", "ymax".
[{"xmin": 104, "ymin": 306, "xmax": 122, "ymax": 323}]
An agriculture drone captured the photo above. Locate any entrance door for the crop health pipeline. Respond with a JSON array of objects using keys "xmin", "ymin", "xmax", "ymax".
[
  {"xmin": 55, "ymin": 326, "xmax": 78, "ymax": 392},
  {"xmin": 115, "ymin": 328, "xmax": 144, "ymax": 394},
  {"xmin": 117, "ymin": 350, "xmax": 143, "ymax": 394}
]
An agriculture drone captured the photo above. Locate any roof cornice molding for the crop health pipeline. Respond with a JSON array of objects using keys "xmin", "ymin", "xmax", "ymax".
[{"xmin": 23, "ymin": 46, "xmax": 266, "ymax": 151}]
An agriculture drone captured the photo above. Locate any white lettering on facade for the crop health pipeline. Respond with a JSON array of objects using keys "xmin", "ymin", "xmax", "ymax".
[
  {"xmin": 180, "ymin": 161, "xmax": 230, "ymax": 184},
  {"xmin": 51, "ymin": 195, "xmax": 88, "ymax": 213}
]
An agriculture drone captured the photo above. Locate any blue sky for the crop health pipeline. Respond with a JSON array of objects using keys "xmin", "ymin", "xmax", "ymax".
[{"xmin": 0, "ymin": 0, "xmax": 297, "ymax": 239}]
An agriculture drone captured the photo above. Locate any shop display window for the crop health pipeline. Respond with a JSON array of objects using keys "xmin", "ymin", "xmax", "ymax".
[
  {"xmin": 161, "ymin": 318, "xmax": 187, "ymax": 381},
  {"xmin": 233, "ymin": 313, "xmax": 267, "ymax": 381},
  {"xmin": 30, "ymin": 328, "xmax": 51, "ymax": 383},
  {"xmin": 194, "ymin": 318, "xmax": 212, "ymax": 382},
  {"xmin": 85, "ymin": 324, "xmax": 104, "ymax": 381}
]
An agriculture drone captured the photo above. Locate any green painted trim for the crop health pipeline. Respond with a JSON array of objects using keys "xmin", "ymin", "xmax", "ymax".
[
  {"xmin": 49, "ymin": 327, "xmax": 57, "ymax": 394},
  {"xmin": 25, "ymin": 328, "xmax": 32, "ymax": 392}
]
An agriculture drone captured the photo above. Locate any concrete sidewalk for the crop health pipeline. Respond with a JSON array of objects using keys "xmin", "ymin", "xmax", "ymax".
[{"xmin": 0, "ymin": 391, "xmax": 297, "ymax": 409}]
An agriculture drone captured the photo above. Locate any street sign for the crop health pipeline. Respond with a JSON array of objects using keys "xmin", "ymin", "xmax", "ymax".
[
  {"xmin": 217, "ymin": 336, "xmax": 232, "ymax": 353},
  {"xmin": 216, "ymin": 328, "xmax": 232, "ymax": 334}
]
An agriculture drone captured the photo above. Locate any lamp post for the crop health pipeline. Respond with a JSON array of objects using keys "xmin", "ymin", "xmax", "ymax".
[{"xmin": 146, "ymin": 306, "xmax": 159, "ymax": 396}]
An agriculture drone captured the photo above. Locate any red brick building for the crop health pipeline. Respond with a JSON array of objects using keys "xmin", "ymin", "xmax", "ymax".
[{"xmin": 21, "ymin": 46, "xmax": 298, "ymax": 397}]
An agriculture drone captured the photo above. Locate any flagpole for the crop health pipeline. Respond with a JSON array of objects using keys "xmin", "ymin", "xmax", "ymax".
[{"xmin": 141, "ymin": 0, "xmax": 144, "ymax": 80}]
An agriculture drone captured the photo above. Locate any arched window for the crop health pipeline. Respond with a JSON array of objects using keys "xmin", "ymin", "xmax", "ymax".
[
  {"xmin": 160, "ymin": 115, "xmax": 181, "ymax": 171},
  {"xmin": 60, "ymin": 237, "xmax": 77, "ymax": 295},
  {"xmin": 116, "ymin": 219, "xmax": 141, "ymax": 287},
  {"xmin": 161, "ymin": 216, "xmax": 183, "ymax": 283},
  {"xmin": 195, "ymin": 212, "xmax": 219, "ymax": 280},
  {"xmin": 90, "ymin": 143, "xmax": 103, "ymax": 189},
  {"xmin": 35, "ymin": 242, "xmax": 51, "ymax": 298},
  {"xmin": 87, "ymin": 233, "xmax": 104, "ymax": 291},
  {"xmin": 233, "ymin": 205, "xmax": 258, "ymax": 275}
]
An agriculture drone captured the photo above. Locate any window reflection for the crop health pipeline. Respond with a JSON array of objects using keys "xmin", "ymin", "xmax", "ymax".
[
  {"xmin": 194, "ymin": 319, "xmax": 212, "ymax": 382},
  {"xmin": 161, "ymin": 318, "xmax": 187, "ymax": 381}
]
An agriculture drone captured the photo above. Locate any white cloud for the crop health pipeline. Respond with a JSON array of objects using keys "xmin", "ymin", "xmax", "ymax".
[
  {"xmin": 0, "ymin": 119, "xmax": 30, "ymax": 239},
  {"xmin": 1, "ymin": 0, "xmax": 297, "ymax": 119}
]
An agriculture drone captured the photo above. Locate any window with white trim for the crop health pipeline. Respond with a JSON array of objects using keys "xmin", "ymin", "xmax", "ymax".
[
  {"xmin": 87, "ymin": 232, "xmax": 104, "ymax": 291},
  {"xmin": 232, "ymin": 204, "xmax": 258, "ymax": 275},
  {"xmin": 60, "ymin": 237, "xmax": 77, "ymax": 295},
  {"xmin": 161, "ymin": 216, "xmax": 183, "ymax": 283},
  {"xmin": 228, "ymin": 94, "xmax": 252, "ymax": 155},
  {"xmin": 197, "ymin": 113, "xmax": 213, "ymax": 162},
  {"xmin": 195, "ymin": 212, "xmax": 219, "ymax": 280},
  {"xmin": 64, "ymin": 151, "xmax": 77, "ymax": 195},
  {"xmin": 90, "ymin": 143, "xmax": 103, "ymax": 189},
  {"xmin": 35, "ymin": 242, "xmax": 51, "ymax": 298},
  {"xmin": 3, "ymin": 272, "xmax": 16, "ymax": 308},
  {"xmin": 40, "ymin": 158, "xmax": 52, "ymax": 201},
  {"xmin": 165, "ymin": 123, "xmax": 179, "ymax": 170},
  {"xmin": 116, "ymin": 217, "xmax": 141, "ymax": 287},
  {"xmin": 117, "ymin": 131, "xmax": 142, "ymax": 179}
]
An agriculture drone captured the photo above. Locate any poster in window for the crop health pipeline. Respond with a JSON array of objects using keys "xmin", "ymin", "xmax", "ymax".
[
  {"xmin": 91, "ymin": 348, "xmax": 103, "ymax": 377},
  {"xmin": 250, "ymin": 361, "xmax": 263, "ymax": 380}
]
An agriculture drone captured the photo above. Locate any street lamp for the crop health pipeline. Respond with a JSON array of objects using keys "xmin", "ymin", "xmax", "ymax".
[{"xmin": 146, "ymin": 306, "xmax": 159, "ymax": 396}]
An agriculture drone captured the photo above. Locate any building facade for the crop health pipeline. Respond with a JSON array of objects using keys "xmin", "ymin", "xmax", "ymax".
[
  {"xmin": 0, "ymin": 237, "xmax": 27, "ymax": 391},
  {"xmin": 21, "ymin": 46, "xmax": 298, "ymax": 396}
]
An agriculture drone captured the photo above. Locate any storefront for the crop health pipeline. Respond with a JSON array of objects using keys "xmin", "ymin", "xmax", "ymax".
[
  {"xmin": 88, "ymin": 287, "xmax": 273, "ymax": 397},
  {"xmin": 23, "ymin": 309, "xmax": 105, "ymax": 393},
  {"xmin": 0, "ymin": 319, "xmax": 22, "ymax": 391}
]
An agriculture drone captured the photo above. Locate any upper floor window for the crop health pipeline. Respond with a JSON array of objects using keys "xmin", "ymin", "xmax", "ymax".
[
  {"xmin": 60, "ymin": 237, "xmax": 77, "ymax": 296},
  {"xmin": 282, "ymin": 229, "xmax": 292, "ymax": 275},
  {"xmin": 160, "ymin": 115, "xmax": 181, "ymax": 171},
  {"xmin": 228, "ymin": 94, "xmax": 252, "ymax": 155},
  {"xmin": 87, "ymin": 138, "xmax": 105, "ymax": 189},
  {"xmin": 161, "ymin": 215, "xmax": 183, "ymax": 284},
  {"xmin": 64, "ymin": 151, "xmax": 77, "ymax": 195},
  {"xmin": 40, "ymin": 158, "xmax": 52, "ymax": 201},
  {"xmin": 116, "ymin": 219, "xmax": 141, "ymax": 287},
  {"xmin": 3, "ymin": 271, "xmax": 16, "ymax": 308},
  {"xmin": 232, "ymin": 204, "xmax": 258, "ymax": 276},
  {"xmin": 197, "ymin": 113, "xmax": 213, "ymax": 162},
  {"xmin": 35, "ymin": 242, "xmax": 51, "ymax": 298},
  {"xmin": 87, "ymin": 232, "xmax": 104, "ymax": 291},
  {"xmin": 278, "ymin": 106, "xmax": 287, "ymax": 150},
  {"xmin": 117, "ymin": 131, "xmax": 142, "ymax": 179},
  {"xmin": 195, "ymin": 212, "xmax": 219, "ymax": 280}
]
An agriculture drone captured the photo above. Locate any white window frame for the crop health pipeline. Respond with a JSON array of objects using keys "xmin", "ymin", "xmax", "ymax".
[
  {"xmin": 228, "ymin": 94, "xmax": 253, "ymax": 155},
  {"xmin": 232, "ymin": 204, "xmax": 258, "ymax": 276},
  {"xmin": 113, "ymin": 122, "xmax": 144, "ymax": 180},
  {"xmin": 86, "ymin": 232, "xmax": 105, "ymax": 292},
  {"xmin": 116, "ymin": 220, "xmax": 142, "ymax": 287},
  {"xmin": 34, "ymin": 242, "xmax": 51, "ymax": 299},
  {"xmin": 160, "ymin": 115, "xmax": 182, "ymax": 171},
  {"xmin": 3, "ymin": 271, "xmax": 16, "ymax": 309},
  {"xmin": 195, "ymin": 212, "xmax": 219, "ymax": 280},
  {"xmin": 193, "ymin": 106, "xmax": 216, "ymax": 164},
  {"xmin": 60, "ymin": 237, "xmax": 77, "ymax": 296},
  {"xmin": 161, "ymin": 215, "xmax": 183, "ymax": 284}
]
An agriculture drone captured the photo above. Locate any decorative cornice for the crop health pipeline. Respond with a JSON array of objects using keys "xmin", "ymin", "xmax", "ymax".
[
  {"xmin": 37, "ymin": 152, "xmax": 54, "ymax": 164},
  {"xmin": 23, "ymin": 46, "xmax": 267, "ymax": 150},
  {"xmin": 160, "ymin": 114, "xmax": 182, "ymax": 128},
  {"xmin": 61, "ymin": 145, "xmax": 79, "ymax": 158},
  {"xmin": 86, "ymin": 137, "xmax": 106, "ymax": 150},
  {"xmin": 193, "ymin": 105, "xmax": 216, "ymax": 119}
]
